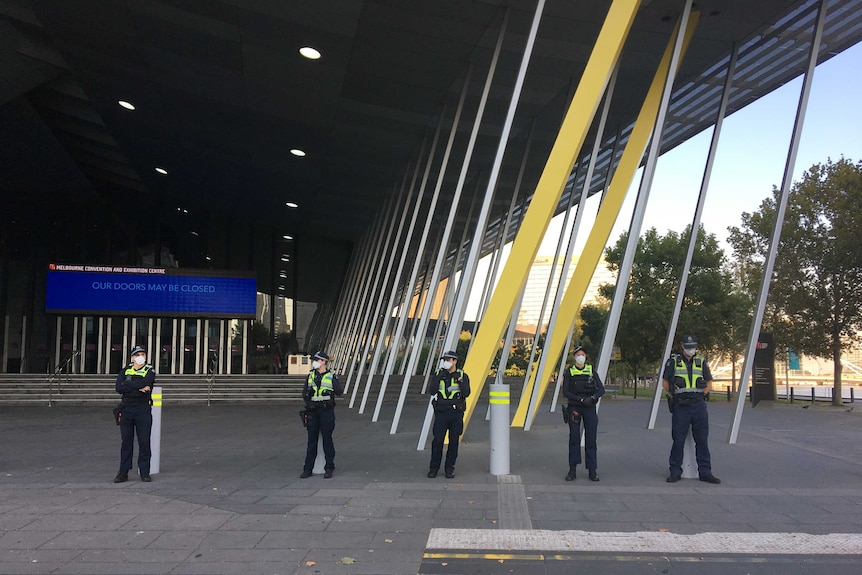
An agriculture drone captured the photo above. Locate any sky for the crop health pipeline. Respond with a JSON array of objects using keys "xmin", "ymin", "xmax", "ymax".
[
  {"xmin": 465, "ymin": 41, "xmax": 862, "ymax": 320},
  {"xmin": 544, "ymin": 40, "xmax": 862, "ymax": 256}
]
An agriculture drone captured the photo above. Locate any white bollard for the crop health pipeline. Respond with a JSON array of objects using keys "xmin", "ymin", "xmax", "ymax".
[
  {"xmin": 150, "ymin": 386, "xmax": 162, "ymax": 475},
  {"xmin": 489, "ymin": 383, "xmax": 510, "ymax": 476},
  {"xmin": 681, "ymin": 431, "xmax": 697, "ymax": 478},
  {"xmin": 312, "ymin": 435, "xmax": 326, "ymax": 474}
]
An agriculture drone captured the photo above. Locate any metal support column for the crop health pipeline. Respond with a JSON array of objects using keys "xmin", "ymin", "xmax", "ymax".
[
  {"xmin": 358, "ymin": 164, "xmax": 423, "ymax": 414},
  {"xmin": 647, "ymin": 41, "xmax": 739, "ymax": 429},
  {"xmin": 460, "ymin": 0, "xmax": 640, "ymax": 433},
  {"xmin": 520, "ymin": 9, "xmax": 699, "ymax": 429},
  {"xmin": 442, "ymin": 0, "xmax": 543, "ymax": 353},
  {"xmin": 729, "ymin": 0, "xmax": 828, "ymax": 444},
  {"xmin": 595, "ymin": 2, "xmax": 695, "ymax": 394}
]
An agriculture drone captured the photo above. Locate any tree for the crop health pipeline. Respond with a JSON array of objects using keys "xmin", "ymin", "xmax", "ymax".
[
  {"xmin": 602, "ymin": 226, "xmax": 738, "ymax": 392},
  {"xmin": 578, "ymin": 304, "xmax": 607, "ymax": 361},
  {"xmin": 727, "ymin": 158, "xmax": 862, "ymax": 405}
]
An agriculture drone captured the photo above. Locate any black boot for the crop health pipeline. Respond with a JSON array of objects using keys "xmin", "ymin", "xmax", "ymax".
[
  {"xmin": 589, "ymin": 469, "xmax": 600, "ymax": 482},
  {"xmin": 565, "ymin": 466, "xmax": 576, "ymax": 481}
]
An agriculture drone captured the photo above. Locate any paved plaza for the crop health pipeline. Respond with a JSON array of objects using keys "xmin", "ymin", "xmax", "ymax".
[{"xmin": 1, "ymin": 393, "xmax": 860, "ymax": 574}]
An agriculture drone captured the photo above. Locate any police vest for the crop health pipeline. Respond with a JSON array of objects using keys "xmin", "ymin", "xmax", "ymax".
[
  {"xmin": 568, "ymin": 364, "xmax": 596, "ymax": 396},
  {"xmin": 124, "ymin": 364, "xmax": 153, "ymax": 377},
  {"xmin": 438, "ymin": 369, "xmax": 464, "ymax": 399},
  {"xmin": 308, "ymin": 370, "xmax": 335, "ymax": 397},
  {"xmin": 673, "ymin": 354, "xmax": 705, "ymax": 392}
]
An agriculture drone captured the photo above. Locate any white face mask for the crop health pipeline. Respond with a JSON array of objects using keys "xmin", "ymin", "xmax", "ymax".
[
  {"xmin": 133, "ymin": 355, "xmax": 146, "ymax": 366},
  {"xmin": 312, "ymin": 360, "xmax": 322, "ymax": 370},
  {"xmin": 683, "ymin": 346, "xmax": 697, "ymax": 357},
  {"xmin": 574, "ymin": 354, "xmax": 586, "ymax": 365},
  {"xmin": 440, "ymin": 360, "xmax": 453, "ymax": 370}
]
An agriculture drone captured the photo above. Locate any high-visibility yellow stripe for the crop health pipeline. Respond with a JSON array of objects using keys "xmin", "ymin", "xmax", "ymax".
[
  {"xmin": 513, "ymin": 11, "xmax": 701, "ymax": 428},
  {"xmin": 151, "ymin": 393, "xmax": 162, "ymax": 399},
  {"xmin": 459, "ymin": 0, "xmax": 641, "ymax": 437},
  {"xmin": 423, "ymin": 552, "xmax": 546, "ymax": 561},
  {"xmin": 489, "ymin": 391, "xmax": 509, "ymax": 397},
  {"xmin": 153, "ymin": 401, "xmax": 162, "ymax": 406}
]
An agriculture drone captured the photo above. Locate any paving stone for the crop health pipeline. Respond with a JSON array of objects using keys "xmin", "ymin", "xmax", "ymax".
[{"xmin": 1, "ymin": 401, "xmax": 860, "ymax": 575}]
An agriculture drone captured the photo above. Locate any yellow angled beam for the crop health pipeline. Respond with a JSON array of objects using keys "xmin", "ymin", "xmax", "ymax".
[
  {"xmin": 513, "ymin": 11, "xmax": 701, "ymax": 428},
  {"xmin": 459, "ymin": 0, "xmax": 642, "ymax": 435}
]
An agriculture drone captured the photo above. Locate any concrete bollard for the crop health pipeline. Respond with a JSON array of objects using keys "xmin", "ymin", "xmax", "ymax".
[
  {"xmin": 313, "ymin": 436, "xmax": 326, "ymax": 474},
  {"xmin": 681, "ymin": 432, "xmax": 697, "ymax": 479},
  {"xmin": 489, "ymin": 383, "xmax": 510, "ymax": 476},
  {"xmin": 150, "ymin": 386, "xmax": 162, "ymax": 474}
]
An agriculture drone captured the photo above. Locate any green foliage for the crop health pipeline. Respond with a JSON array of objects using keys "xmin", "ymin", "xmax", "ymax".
[
  {"xmin": 578, "ymin": 304, "xmax": 607, "ymax": 362},
  {"xmin": 727, "ymin": 157, "xmax": 862, "ymax": 403},
  {"xmin": 602, "ymin": 225, "xmax": 739, "ymax": 382}
]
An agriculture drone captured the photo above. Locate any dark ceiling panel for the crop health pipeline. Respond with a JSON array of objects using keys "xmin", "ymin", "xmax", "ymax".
[{"xmin": 1, "ymin": 0, "xmax": 861, "ymax": 295}]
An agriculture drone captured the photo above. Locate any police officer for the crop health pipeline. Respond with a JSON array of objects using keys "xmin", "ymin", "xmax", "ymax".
[
  {"xmin": 301, "ymin": 351, "xmax": 343, "ymax": 478},
  {"xmin": 114, "ymin": 345, "xmax": 154, "ymax": 483},
  {"xmin": 662, "ymin": 335, "xmax": 721, "ymax": 484},
  {"xmin": 562, "ymin": 345, "xmax": 605, "ymax": 481},
  {"xmin": 428, "ymin": 350, "xmax": 471, "ymax": 479}
]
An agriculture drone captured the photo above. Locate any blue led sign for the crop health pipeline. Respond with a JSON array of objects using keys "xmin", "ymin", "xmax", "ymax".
[{"xmin": 46, "ymin": 264, "xmax": 256, "ymax": 318}]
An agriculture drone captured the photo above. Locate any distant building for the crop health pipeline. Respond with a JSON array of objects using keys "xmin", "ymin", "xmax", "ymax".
[{"xmin": 516, "ymin": 254, "xmax": 615, "ymax": 333}]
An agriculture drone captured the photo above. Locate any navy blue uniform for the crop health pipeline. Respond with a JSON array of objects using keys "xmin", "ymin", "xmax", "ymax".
[
  {"xmin": 115, "ymin": 363, "xmax": 155, "ymax": 477},
  {"xmin": 429, "ymin": 368, "xmax": 471, "ymax": 474},
  {"xmin": 562, "ymin": 364, "xmax": 605, "ymax": 470},
  {"xmin": 302, "ymin": 369, "xmax": 343, "ymax": 473},
  {"xmin": 663, "ymin": 353, "xmax": 713, "ymax": 478}
]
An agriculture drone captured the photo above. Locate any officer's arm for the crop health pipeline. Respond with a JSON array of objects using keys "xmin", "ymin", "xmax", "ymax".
[
  {"xmin": 331, "ymin": 374, "xmax": 344, "ymax": 396},
  {"xmin": 592, "ymin": 371, "xmax": 605, "ymax": 400},
  {"xmin": 461, "ymin": 373, "xmax": 471, "ymax": 399},
  {"xmin": 661, "ymin": 359, "xmax": 674, "ymax": 393},
  {"xmin": 561, "ymin": 371, "xmax": 577, "ymax": 401},
  {"xmin": 115, "ymin": 369, "xmax": 139, "ymax": 394},
  {"xmin": 140, "ymin": 368, "xmax": 155, "ymax": 388},
  {"xmin": 702, "ymin": 361, "xmax": 713, "ymax": 394}
]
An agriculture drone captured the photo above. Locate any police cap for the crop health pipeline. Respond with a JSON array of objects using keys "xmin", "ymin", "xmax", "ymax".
[
  {"xmin": 130, "ymin": 345, "xmax": 147, "ymax": 357},
  {"xmin": 681, "ymin": 335, "xmax": 698, "ymax": 346},
  {"xmin": 572, "ymin": 345, "xmax": 585, "ymax": 354},
  {"xmin": 313, "ymin": 351, "xmax": 330, "ymax": 362},
  {"xmin": 440, "ymin": 350, "xmax": 458, "ymax": 360}
]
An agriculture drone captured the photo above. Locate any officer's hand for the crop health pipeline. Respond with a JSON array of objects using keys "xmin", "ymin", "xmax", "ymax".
[
  {"xmin": 582, "ymin": 396, "xmax": 594, "ymax": 407},
  {"xmin": 140, "ymin": 385, "xmax": 151, "ymax": 392}
]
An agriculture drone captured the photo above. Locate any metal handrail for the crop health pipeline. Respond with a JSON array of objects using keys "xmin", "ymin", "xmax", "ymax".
[
  {"xmin": 206, "ymin": 351, "xmax": 218, "ymax": 406},
  {"xmin": 47, "ymin": 349, "xmax": 80, "ymax": 407}
]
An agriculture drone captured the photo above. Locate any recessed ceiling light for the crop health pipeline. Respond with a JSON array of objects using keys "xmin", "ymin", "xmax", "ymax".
[
  {"xmin": 285, "ymin": 202, "xmax": 298, "ymax": 208},
  {"xmin": 190, "ymin": 231, "xmax": 199, "ymax": 236},
  {"xmin": 279, "ymin": 272, "xmax": 287, "ymax": 278},
  {"xmin": 282, "ymin": 234, "xmax": 293, "ymax": 240},
  {"xmin": 205, "ymin": 256, "xmax": 211, "ymax": 261},
  {"xmin": 155, "ymin": 167, "xmax": 168, "ymax": 175},
  {"xmin": 299, "ymin": 46, "xmax": 321, "ymax": 60},
  {"xmin": 290, "ymin": 149, "xmax": 306, "ymax": 157},
  {"xmin": 278, "ymin": 285, "xmax": 286, "ymax": 290},
  {"xmin": 281, "ymin": 255, "xmax": 290, "ymax": 262},
  {"xmin": 118, "ymin": 100, "xmax": 135, "ymax": 110}
]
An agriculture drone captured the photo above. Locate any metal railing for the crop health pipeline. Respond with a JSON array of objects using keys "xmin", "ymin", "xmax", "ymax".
[
  {"xmin": 47, "ymin": 349, "xmax": 80, "ymax": 407},
  {"xmin": 206, "ymin": 351, "xmax": 218, "ymax": 406}
]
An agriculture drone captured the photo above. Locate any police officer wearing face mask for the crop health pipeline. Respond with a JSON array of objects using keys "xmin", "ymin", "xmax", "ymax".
[
  {"xmin": 300, "ymin": 351, "xmax": 343, "ymax": 479},
  {"xmin": 428, "ymin": 350, "xmax": 471, "ymax": 479},
  {"xmin": 662, "ymin": 335, "xmax": 720, "ymax": 484},
  {"xmin": 114, "ymin": 345, "xmax": 155, "ymax": 483},
  {"xmin": 562, "ymin": 345, "xmax": 605, "ymax": 481}
]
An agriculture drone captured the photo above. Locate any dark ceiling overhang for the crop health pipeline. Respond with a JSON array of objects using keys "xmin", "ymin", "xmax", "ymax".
[{"xmin": 2, "ymin": 0, "xmax": 861, "ymax": 297}]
